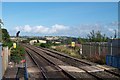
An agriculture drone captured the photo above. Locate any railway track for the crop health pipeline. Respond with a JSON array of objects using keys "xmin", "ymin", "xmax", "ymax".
[
  {"xmin": 25, "ymin": 47, "xmax": 79, "ymax": 80},
  {"xmin": 39, "ymin": 47, "xmax": 120, "ymax": 78},
  {"xmin": 22, "ymin": 44, "xmax": 120, "ymax": 80}
]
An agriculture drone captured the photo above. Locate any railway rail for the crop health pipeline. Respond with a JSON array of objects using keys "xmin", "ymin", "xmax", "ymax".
[
  {"xmin": 40, "ymin": 47, "xmax": 120, "ymax": 78},
  {"xmin": 39, "ymin": 47, "xmax": 120, "ymax": 77},
  {"xmin": 25, "ymin": 47, "xmax": 78, "ymax": 80},
  {"xmin": 22, "ymin": 44, "xmax": 120, "ymax": 80}
]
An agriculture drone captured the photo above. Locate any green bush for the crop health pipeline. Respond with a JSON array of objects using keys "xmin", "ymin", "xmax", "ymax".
[
  {"xmin": 88, "ymin": 54, "xmax": 106, "ymax": 64},
  {"xmin": 40, "ymin": 43, "xmax": 51, "ymax": 48},
  {"xmin": 10, "ymin": 45, "xmax": 25, "ymax": 63},
  {"xmin": 2, "ymin": 41, "xmax": 13, "ymax": 49}
]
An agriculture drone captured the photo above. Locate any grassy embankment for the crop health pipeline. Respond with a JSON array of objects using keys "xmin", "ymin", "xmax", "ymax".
[
  {"xmin": 54, "ymin": 45, "xmax": 106, "ymax": 64},
  {"xmin": 34, "ymin": 42, "xmax": 105, "ymax": 64},
  {"xmin": 10, "ymin": 45, "xmax": 25, "ymax": 64}
]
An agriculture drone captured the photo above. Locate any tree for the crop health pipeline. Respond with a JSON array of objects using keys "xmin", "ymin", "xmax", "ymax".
[
  {"xmin": 0, "ymin": 19, "xmax": 4, "ymax": 28},
  {"xmin": 2, "ymin": 28, "xmax": 10, "ymax": 42},
  {"xmin": 2, "ymin": 28, "xmax": 13, "ymax": 48},
  {"xmin": 67, "ymin": 37, "xmax": 72, "ymax": 44},
  {"xmin": 78, "ymin": 37, "xmax": 86, "ymax": 44},
  {"xmin": 96, "ymin": 31, "xmax": 102, "ymax": 42},
  {"xmin": 87, "ymin": 30, "xmax": 108, "ymax": 42}
]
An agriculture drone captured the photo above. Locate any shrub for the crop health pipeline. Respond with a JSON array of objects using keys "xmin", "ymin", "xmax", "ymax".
[{"xmin": 10, "ymin": 45, "xmax": 25, "ymax": 63}]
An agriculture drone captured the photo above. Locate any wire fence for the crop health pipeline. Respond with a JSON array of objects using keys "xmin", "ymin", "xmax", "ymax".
[{"xmin": 82, "ymin": 40, "xmax": 120, "ymax": 58}]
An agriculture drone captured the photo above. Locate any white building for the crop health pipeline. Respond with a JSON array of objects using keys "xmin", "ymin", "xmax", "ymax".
[
  {"xmin": 30, "ymin": 40, "xmax": 47, "ymax": 45},
  {"xmin": 55, "ymin": 41, "xmax": 61, "ymax": 44},
  {"xmin": 39, "ymin": 40, "xmax": 47, "ymax": 43},
  {"xmin": 29, "ymin": 40, "xmax": 37, "ymax": 45}
]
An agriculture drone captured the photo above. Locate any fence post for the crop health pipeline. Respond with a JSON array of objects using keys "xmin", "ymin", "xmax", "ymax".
[
  {"xmin": 99, "ymin": 43, "xmax": 100, "ymax": 56},
  {"xmin": 110, "ymin": 41, "xmax": 112, "ymax": 56},
  {"xmin": 90, "ymin": 43, "xmax": 91, "ymax": 57}
]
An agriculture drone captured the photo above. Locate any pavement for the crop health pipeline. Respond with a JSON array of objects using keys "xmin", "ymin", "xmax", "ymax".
[{"xmin": 2, "ymin": 62, "xmax": 25, "ymax": 80}]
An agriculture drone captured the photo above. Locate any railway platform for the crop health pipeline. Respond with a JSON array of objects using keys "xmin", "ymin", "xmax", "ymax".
[{"xmin": 2, "ymin": 62, "xmax": 25, "ymax": 80}]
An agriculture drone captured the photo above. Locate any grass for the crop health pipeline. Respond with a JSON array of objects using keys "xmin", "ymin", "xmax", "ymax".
[
  {"xmin": 54, "ymin": 45, "xmax": 106, "ymax": 64},
  {"xmin": 34, "ymin": 43, "xmax": 106, "ymax": 65},
  {"xmin": 88, "ymin": 54, "xmax": 106, "ymax": 64},
  {"xmin": 10, "ymin": 45, "xmax": 25, "ymax": 63},
  {"xmin": 54, "ymin": 45, "xmax": 81, "ymax": 59}
]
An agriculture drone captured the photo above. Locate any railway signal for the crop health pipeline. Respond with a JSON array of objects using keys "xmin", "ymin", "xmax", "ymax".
[
  {"xmin": 71, "ymin": 42, "xmax": 75, "ymax": 47},
  {"xmin": 13, "ymin": 43, "xmax": 16, "ymax": 48}
]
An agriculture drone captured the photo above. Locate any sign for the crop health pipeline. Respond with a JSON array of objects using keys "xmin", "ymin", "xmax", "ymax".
[
  {"xmin": 13, "ymin": 43, "xmax": 16, "ymax": 48},
  {"xmin": 71, "ymin": 42, "xmax": 75, "ymax": 47}
]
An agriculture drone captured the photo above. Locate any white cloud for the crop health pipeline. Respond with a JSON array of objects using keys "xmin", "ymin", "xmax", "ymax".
[
  {"xmin": 23, "ymin": 25, "xmax": 32, "ymax": 32},
  {"xmin": 15, "ymin": 26, "xmax": 20, "ymax": 31},
  {"xmin": 108, "ymin": 28, "xmax": 114, "ymax": 33},
  {"xmin": 33, "ymin": 26, "xmax": 49, "ymax": 33},
  {"xmin": 50, "ymin": 24, "xmax": 69, "ymax": 33},
  {"xmin": 15, "ymin": 24, "xmax": 69, "ymax": 34},
  {"xmin": 14, "ymin": 22, "xmax": 118, "ymax": 37}
]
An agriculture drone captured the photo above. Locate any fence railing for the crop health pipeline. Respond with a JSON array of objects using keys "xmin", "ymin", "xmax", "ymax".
[{"xmin": 82, "ymin": 42, "xmax": 108, "ymax": 58}]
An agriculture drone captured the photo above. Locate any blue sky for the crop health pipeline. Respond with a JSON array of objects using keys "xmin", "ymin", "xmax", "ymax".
[
  {"xmin": 2, "ymin": 0, "xmax": 120, "ymax": 2},
  {"xmin": 2, "ymin": 2, "xmax": 118, "ymax": 37},
  {"xmin": 0, "ymin": 2, "xmax": 2, "ymax": 19}
]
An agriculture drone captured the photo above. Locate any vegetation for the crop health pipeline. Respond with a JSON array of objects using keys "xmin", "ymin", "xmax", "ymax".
[
  {"xmin": 40, "ymin": 43, "xmax": 51, "ymax": 48},
  {"xmin": 0, "ymin": 19, "xmax": 4, "ymax": 26},
  {"xmin": 88, "ymin": 54, "xmax": 106, "ymax": 64},
  {"xmin": 87, "ymin": 30, "xmax": 109, "ymax": 42},
  {"xmin": 78, "ymin": 38, "xmax": 86, "ymax": 44},
  {"xmin": 21, "ymin": 39, "xmax": 30, "ymax": 43},
  {"xmin": 54, "ymin": 45, "xmax": 81, "ymax": 58},
  {"xmin": 2, "ymin": 28, "xmax": 13, "ymax": 48},
  {"xmin": 0, "ymin": 20, "xmax": 25, "ymax": 64},
  {"xmin": 10, "ymin": 45, "xmax": 25, "ymax": 63},
  {"xmin": 33, "ymin": 41, "xmax": 62, "ymax": 48}
]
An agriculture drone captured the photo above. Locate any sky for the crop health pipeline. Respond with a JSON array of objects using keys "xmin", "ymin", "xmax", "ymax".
[
  {"xmin": 1, "ymin": 0, "xmax": 120, "ymax": 2},
  {"xmin": 0, "ymin": 4, "xmax": 1, "ymax": 18},
  {"xmin": 2, "ymin": 2, "xmax": 119, "ymax": 38}
]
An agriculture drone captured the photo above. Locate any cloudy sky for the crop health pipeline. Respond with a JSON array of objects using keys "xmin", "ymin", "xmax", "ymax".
[{"xmin": 2, "ymin": 2, "xmax": 118, "ymax": 37}]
